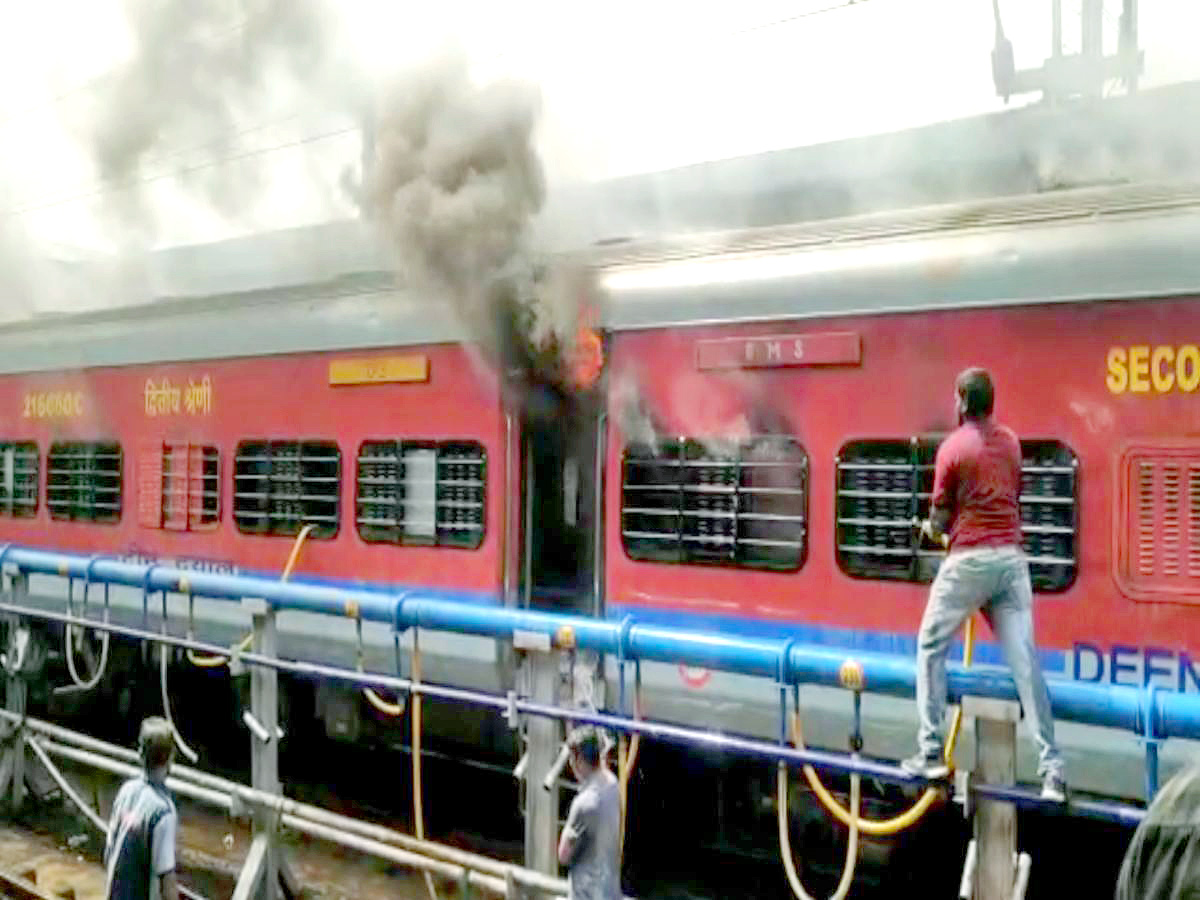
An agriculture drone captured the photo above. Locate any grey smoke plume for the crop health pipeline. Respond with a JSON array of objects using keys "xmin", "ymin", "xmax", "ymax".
[
  {"xmin": 0, "ymin": 215, "xmax": 35, "ymax": 323},
  {"xmin": 360, "ymin": 50, "xmax": 593, "ymax": 386},
  {"xmin": 611, "ymin": 373, "xmax": 660, "ymax": 453},
  {"xmin": 81, "ymin": 0, "xmax": 350, "ymax": 228}
]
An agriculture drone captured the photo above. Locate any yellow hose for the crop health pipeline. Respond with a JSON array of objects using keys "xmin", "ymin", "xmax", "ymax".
[
  {"xmin": 780, "ymin": 762, "xmax": 860, "ymax": 900},
  {"xmin": 363, "ymin": 684, "xmax": 405, "ymax": 716},
  {"xmin": 188, "ymin": 525, "xmax": 314, "ymax": 668},
  {"xmin": 411, "ymin": 629, "xmax": 439, "ymax": 900},
  {"xmin": 794, "ymin": 616, "xmax": 976, "ymax": 836},
  {"xmin": 616, "ymin": 689, "xmax": 644, "ymax": 861}
]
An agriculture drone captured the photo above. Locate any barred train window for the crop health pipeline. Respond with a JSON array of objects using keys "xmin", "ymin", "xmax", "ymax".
[
  {"xmin": 234, "ymin": 441, "xmax": 340, "ymax": 539},
  {"xmin": 139, "ymin": 443, "xmax": 219, "ymax": 530},
  {"xmin": 47, "ymin": 442, "xmax": 122, "ymax": 523},
  {"xmin": 0, "ymin": 442, "xmax": 38, "ymax": 518},
  {"xmin": 356, "ymin": 441, "xmax": 486, "ymax": 549},
  {"xmin": 622, "ymin": 437, "xmax": 808, "ymax": 571},
  {"xmin": 835, "ymin": 438, "xmax": 1077, "ymax": 592}
]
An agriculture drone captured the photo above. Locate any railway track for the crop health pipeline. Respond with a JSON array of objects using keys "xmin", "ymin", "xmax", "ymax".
[
  {"xmin": 0, "ymin": 822, "xmax": 104, "ymax": 900},
  {"xmin": 0, "ymin": 757, "xmax": 474, "ymax": 900}
]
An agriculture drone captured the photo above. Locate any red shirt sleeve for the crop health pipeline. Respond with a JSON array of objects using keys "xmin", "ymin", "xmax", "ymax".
[{"xmin": 931, "ymin": 434, "xmax": 958, "ymax": 512}]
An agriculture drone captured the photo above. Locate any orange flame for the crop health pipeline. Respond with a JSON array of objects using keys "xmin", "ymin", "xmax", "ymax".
[{"xmin": 569, "ymin": 324, "xmax": 604, "ymax": 390}]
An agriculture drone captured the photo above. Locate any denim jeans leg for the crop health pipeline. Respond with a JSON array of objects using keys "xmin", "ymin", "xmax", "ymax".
[
  {"xmin": 985, "ymin": 550, "xmax": 1066, "ymax": 779},
  {"xmin": 917, "ymin": 553, "xmax": 986, "ymax": 758}
]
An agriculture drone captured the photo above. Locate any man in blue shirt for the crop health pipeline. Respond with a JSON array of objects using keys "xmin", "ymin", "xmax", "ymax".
[{"xmin": 104, "ymin": 717, "xmax": 179, "ymax": 900}]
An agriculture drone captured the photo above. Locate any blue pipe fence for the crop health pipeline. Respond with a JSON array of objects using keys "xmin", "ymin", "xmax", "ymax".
[{"xmin": 0, "ymin": 544, "xmax": 1184, "ymax": 820}]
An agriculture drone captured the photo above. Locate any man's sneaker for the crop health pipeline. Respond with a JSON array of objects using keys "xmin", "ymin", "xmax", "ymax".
[
  {"xmin": 900, "ymin": 750, "xmax": 950, "ymax": 780},
  {"xmin": 1041, "ymin": 772, "xmax": 1067, "ymax": 803}
]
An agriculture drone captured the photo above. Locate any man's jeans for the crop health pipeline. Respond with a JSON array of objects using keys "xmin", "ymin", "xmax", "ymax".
[{"xmin": 916, "ymin": 545, "xmax": 1065, "ymax": 778}]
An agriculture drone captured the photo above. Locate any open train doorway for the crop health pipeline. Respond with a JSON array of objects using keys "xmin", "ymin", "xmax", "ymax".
[{"xmin": 520, "ymin": 385, "xmax": 601, "ymax": 615}]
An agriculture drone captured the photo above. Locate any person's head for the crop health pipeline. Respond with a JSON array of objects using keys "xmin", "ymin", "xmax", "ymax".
[
  {"xmin": 955, "ymin": 367, "xmax": 995, "ymax": 424},
  {"xmin": 566, "ymin": 726, "xmax": 601, "ymax": 781},
  {"xmin": 1116, "ymin": 765, "xmax": 1200, "ymax": 899},
  {"xmin": 138, "ymin": 717, "xmax": 175, "ymax": 776}
]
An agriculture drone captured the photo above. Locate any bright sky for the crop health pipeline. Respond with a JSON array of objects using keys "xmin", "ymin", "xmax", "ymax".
[{"xmin": 1, "ymin": 0, "xmax": 1199, "ymax": 258}]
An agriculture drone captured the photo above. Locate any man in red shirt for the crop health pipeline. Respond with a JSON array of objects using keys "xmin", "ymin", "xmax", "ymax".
[{"xmin": 901, "ymin": 368, "xmax": 1066, "ymax": 802}]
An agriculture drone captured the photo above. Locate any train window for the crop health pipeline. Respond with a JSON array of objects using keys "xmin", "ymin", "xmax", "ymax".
[
  {"xmin": 355, "ymin": 440, "xmax": 486, "ymax": 549},
  {"xmin": 1018, "ymin": 441, "xmax": 1079, "ymax": 592},
  {"xmin": 621, "ymin": 436, "xmax": 808, "ymax": 572},
  {"xmin": 1114, "ymin": 445, "xmax": 1200, "ymax": 602},
  {"xmin": 835, "ymin": 438, "xmax": 1078, "ymax": 592},
  {"xmin": 835, "ymin": 439, "xmax": 926, "ymax": 582},
  {"xmin": 233, "ymin": 441, "xmax": 341, "ymax": 539},
  {"xmin": 139, "ymin": 443, "xmax": 219, "ymax": 531},
  {"xmin": 47, "ymin": 442, "xmax": 123, "ymax": 523},
  {"xmin": 0, "ymin": 442, "xmax": 38, "ymax": 518}
]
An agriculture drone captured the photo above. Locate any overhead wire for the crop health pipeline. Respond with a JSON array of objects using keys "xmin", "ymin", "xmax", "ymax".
[
  {"xmin": 2, "ymin": 126, "xmax": 357, "ymax": 221},
  {"xmin": 730, "ymin": 0, "xmax": 880, "ymax": 37},
  {"xmin": 0, "ymin": 18, "xmax": 253, "ymax": 129}
]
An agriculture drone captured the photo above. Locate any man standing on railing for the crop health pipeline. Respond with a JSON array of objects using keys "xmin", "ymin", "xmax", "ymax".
[
  {"xmin": 104, "ymin": 717, "xmax": 180, "ymax": 900},
  {"xmin": 901, "ymin": 367, "xmax": 1067, "ymax": 802},
  {"xmin": 558, "ymin": 726, "xmax": 621, "ymax": 900}
]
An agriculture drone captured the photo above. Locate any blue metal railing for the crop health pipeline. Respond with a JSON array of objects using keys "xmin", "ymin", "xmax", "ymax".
[{"xmin": 0, "ymin": 544, "xmax": 1190, "ymax": 785}]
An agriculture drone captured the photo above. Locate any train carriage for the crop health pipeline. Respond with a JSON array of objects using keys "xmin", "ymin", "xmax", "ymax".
[{"xmin": 3, "ymin": 82, "xmax": 1200, "ymax": 823}]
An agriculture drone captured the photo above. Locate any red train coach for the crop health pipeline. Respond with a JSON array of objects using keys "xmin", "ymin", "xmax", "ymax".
[
  {"xmin": 1, "ymin": 345, "xmax": 504, "ymax": 599},
  {"xmin": 0, "ymin": 184, "xmax": 1198, "ymax": 806},
  {"xmin": 596, "ymin": 184, "xmax": 1200, "ymax": 801}
]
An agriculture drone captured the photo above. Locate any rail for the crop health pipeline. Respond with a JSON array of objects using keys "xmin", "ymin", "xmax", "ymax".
[
  {"xmin": 0, "ymin": 866, "xmax": 56, "ymax": 900},
  {"xmin": 0, "ymin": 541, "xmax": 1160, "ymax": 900},
  {"xmin": 0, "ymin": 544, "xmax": 1192, "ymax": 752},
  {"xmin": 0, "ymin": 708, "xmax": 615, "ymax": 900},
  {"xmin": 0, "ymin": 595, "xmax": 1146, "ymax": 825}
]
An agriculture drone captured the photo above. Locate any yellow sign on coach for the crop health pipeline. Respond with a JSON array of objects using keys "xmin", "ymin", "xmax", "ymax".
[
  {"xmin": 1107, "ymin": 345, "xmax": 1200, "ymax": 394},
  {"xmin": 328, "ymin": 355, "xmax": 429, "ymax": 386},
  {"xmin": 144, "ymin": 376, "xmax": 213, "ymax": 416},
  {"xmin": 22, "ymin": 390, "xmax": 84, "ymax": 419}
]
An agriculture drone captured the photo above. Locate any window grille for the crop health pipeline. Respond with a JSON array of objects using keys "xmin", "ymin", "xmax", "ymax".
[
  {"xmin": 234, "ymin": 441, "xmax": 340, "ymax": 538},
  {"xmin": 139, "ymin": 443, "xmax": 219, "ymax": 530},
  {"xmin": 47, "ymin": 442, "xmax": 122, "ymax": 523},
  {"xmin": 356, "ymin": 440, "xmax": 486, "ymax": 549},
  {"xmin": 835, "ymin": 437, "xmax": 1077, "ymax": 592},
  {"xmin": 1115, "ymin": 444, "xmax": 1200, "ymax": 602},
  {"xmin": 621, "ymin": 436, "xmax": 808, "ymax": 571},
  {"xmin": 0, "ymin": 442, "xmax": 38, "ymax": 518}
]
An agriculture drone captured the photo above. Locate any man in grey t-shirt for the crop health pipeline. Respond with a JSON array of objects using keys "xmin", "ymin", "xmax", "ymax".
[
  {"xmin": 104, "ymin": 717, "xmax": 179, "ymax": 900},
  {"xmin": 557, "ymin": 727, "xmax": 620, "ymax": 900}
]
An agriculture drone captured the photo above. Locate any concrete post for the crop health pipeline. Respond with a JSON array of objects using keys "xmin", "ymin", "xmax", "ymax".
[
  {"xmin": 963, "ymin": 696, "xmax": 1019, "ymax": 900},
  {"xmin": 523, "ymin": 650, "xmax": 562, "ymax": 877},
  {"xmin": 5, "ymin": 574, "xmax": 29, "ymax": 812},
  {"xmin": 247, "ymin": 598, "xmax": 279, "ymax": 900}
]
